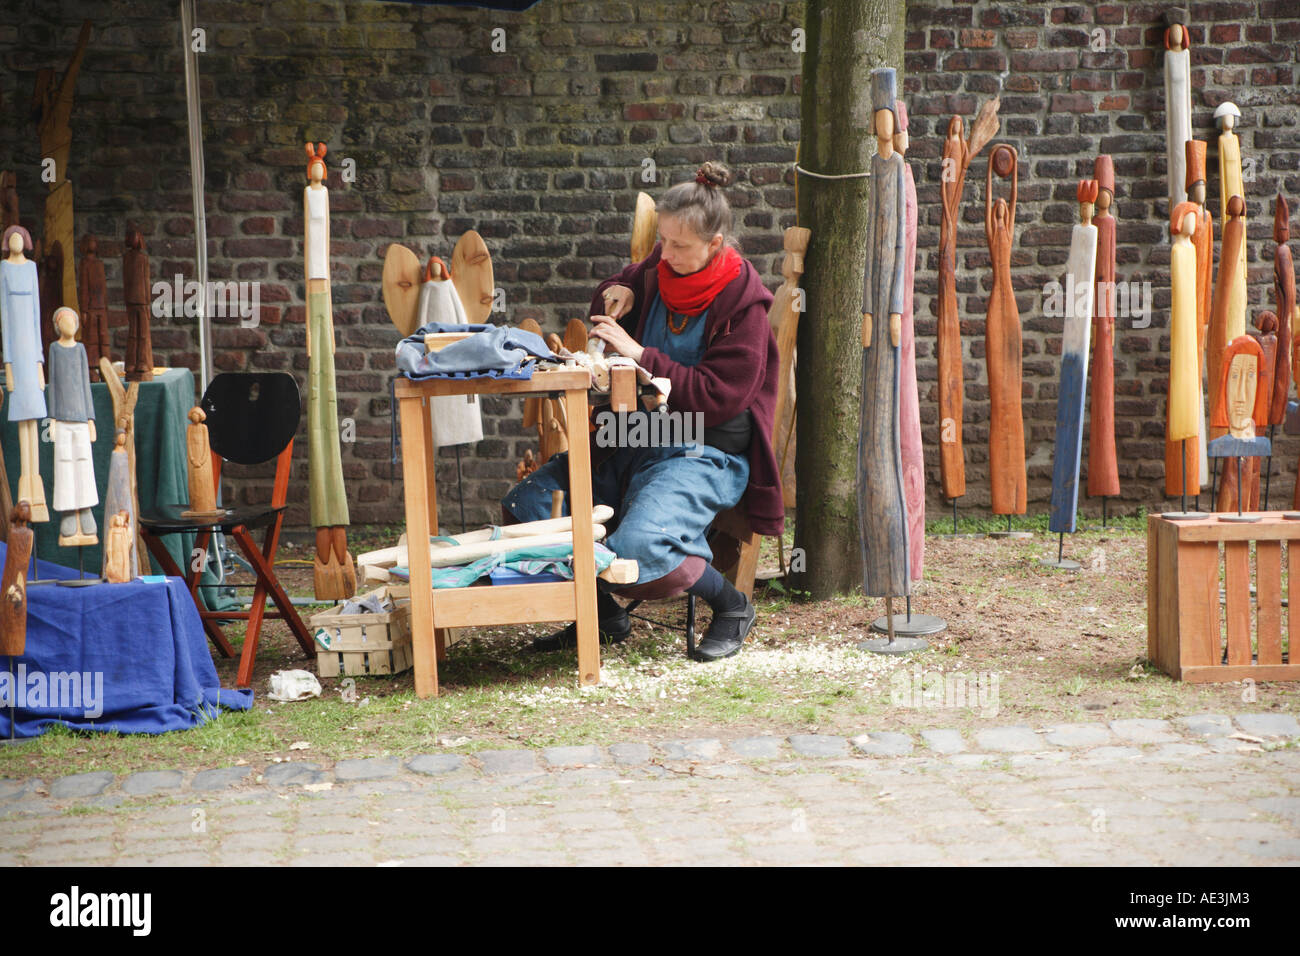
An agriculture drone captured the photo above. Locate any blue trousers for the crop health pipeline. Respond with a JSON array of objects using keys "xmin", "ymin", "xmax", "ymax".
[{"xmin": 503, "ymin": 443, "xmax": 749, "ymax": 585}]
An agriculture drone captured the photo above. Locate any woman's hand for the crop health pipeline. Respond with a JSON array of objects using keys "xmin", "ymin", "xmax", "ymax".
[
  {"xmin": 590, "ymin": 314, "xmax": 644, "ymax": 363},
  {"xmin": 600, "ymin": 285, "xmax": 634, "ymax": 320}
]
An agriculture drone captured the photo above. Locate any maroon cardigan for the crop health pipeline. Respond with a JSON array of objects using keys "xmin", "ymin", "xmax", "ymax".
[{"xmin": 589, "ymin": 243, "xmax": 785, "ymax": 538}]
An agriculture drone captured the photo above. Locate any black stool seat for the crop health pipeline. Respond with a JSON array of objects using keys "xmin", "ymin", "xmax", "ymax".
[{"xmin": 139, "ymin": 502, "xmax": 284, "ymax": 535}]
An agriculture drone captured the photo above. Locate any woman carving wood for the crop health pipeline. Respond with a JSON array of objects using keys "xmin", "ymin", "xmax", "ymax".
[{"xmin": 985, "ymin": 144, "xmax": 1026, "ymax": 516}]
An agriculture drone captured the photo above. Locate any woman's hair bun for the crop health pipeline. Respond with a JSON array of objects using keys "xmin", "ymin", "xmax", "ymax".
[{"xmin": 695, "ymin": 161, "xmax": 733, "ymax": 189}]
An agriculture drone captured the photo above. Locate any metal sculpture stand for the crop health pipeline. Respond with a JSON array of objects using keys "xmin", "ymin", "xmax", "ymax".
[{"xmin": 859, "ymin": 596, "xmax": 937, "ymax": 655}]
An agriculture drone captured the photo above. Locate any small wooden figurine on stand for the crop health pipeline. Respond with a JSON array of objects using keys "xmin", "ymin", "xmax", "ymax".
[
  {"xmin": 1, "ymin": 226, "xmax": 49, "ymax": 523},
  {"xmin": 102, "ymin": 511, "xmax": 132, "ymax": 584},
  {"xmin": 1208, "ymin": 334, "xmax": 1271, "ymax": 521},
  {"xmin": 936, "ymin": 98, "xmax": 1000, "ymax": 524},
  {"xmin": 1088, "ymin": 155, "xmax": 1121, "ymax": 520},
  {"xmin": 183, "ymin": 407, "xmax": 223, "ymax": 519},
  {"xmin": 47, "ymin": 307, "xmax": 98, "ymax": 556},
  {"xmin": 101, "ymin": 429, "xmax": 137, "ymax": 581},
  {"xmin": 77, "ymin": 234, "xmax": 110, "ymax": 381},
  {"xmin": 0, "ymin": 502, "xmax": 33, "ymax": 657},
  {"xmin": 303, "ymin": 143, "xmax": 355, "ymax": 600},
  {"xmin": 1045, "ymin": 180, "xmax": 1100, "ymax": 570},
  {"xmin": 122, "ymin": 227, "xmax": 154, "ymax": 383},
  {"xmin": 856, "ymin": 68, "xmax": 918, "ymax": 654},
  {"xmin": 985, "ymin": 143, "xmax": 1028, "ymax": 536},
  {"xmin": 1166, "ymin": 202, "xmax": 1205, "ymax": 518}
]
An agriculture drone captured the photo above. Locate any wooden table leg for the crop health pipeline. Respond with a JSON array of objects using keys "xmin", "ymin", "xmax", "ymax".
[
  {"xmin": 564, "ymin": 386, "xmax": 600, "ymax": 686},
  {"xmin": 400, "ymin": 393, "xmax": 439, "ymax": 698},
  {"xmin": 421, "ymin": 398, "xmax": 451, "ymax": 662}
]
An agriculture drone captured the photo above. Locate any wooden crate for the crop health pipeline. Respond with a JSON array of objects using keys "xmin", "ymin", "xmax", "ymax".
[
  {"xmin": 1147, "ymin": 513, "xmax": 1300, "ymax": 682},
  {"xmin": 311, "ymin": 585, "xmax": 414, "ymax": 678}
]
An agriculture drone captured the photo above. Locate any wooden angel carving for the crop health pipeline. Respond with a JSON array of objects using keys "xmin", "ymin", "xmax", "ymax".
[
  {"xmin": 985, "ymin": 144, "xmax": 1026, "ymax": 516},
  {"xmin": 101, "ymin": 429, "xmax": 138, "ymax": 581}
]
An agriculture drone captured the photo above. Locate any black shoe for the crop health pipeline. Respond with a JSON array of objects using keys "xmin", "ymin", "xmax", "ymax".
[
  {"xmin": 694, "ymin": 598, "xmax": 756, "ymax": 661},
  {"xmin": 531, "ymin": 602, "xmax": 631, "ymax": 652}
]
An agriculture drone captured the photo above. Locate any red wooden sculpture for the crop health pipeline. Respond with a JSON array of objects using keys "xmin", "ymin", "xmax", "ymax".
[
  {"xmin": 1273, "ymin": 195, "xmax": 1294, "ymax": 425},
  {"xmin": 985, "ymin": 144, "xmax": 1026, "ymax": 516},
  {"xmin": 1210, "ymin": 196, "xmax": 1247, "ymax": 512},
  {"xmin": 1186, "ymin": 140, "xmax": 1214, "ymax": 492},
  {"xmin": 1088, "ymin": 155, "xmax": 1120, "ymax": 500},
  {"xmin": 0, "ymin": 501, "xmax": 33, "ymax": 656},
  {"xmin": 77, "ymin": 234, "xmax": 109, "ymax": 381},
  {"xmin": 122, "ymin": 227, "xmax": 153, "ymax": 383}
]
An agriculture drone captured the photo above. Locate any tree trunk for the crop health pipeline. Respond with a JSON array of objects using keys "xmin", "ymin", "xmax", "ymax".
[{"xmin": 793, "ymin": 0, "xmax": 906, "ymax": 600}]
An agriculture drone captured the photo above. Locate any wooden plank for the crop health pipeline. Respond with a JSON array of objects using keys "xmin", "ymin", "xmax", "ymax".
[
  {"xmin": 1147, "ymin": 515, "xmax": 1161, "ymax": 666},
  {"xmin": 1183, "ymin": 664, "xmax": 1300, "ymax": 683},
  {"xmin": 565, "ymin": 385, "xmax": 601, "ymax": 686},
  {"xmin": 1257, "ymin": 539, "xmax": 1283, "ymax": 665},
  {"xmin": 1179, "ymin": 540, "xmax": 1221, "ymax": 671},
  {"xmin": 1290, "ymin": 540, "xmax": 1300, "ymax": 664},
  {"xmin": 1048, "ymin": 184, "xmax": 1098, "ymax": 534},
  {"xmin": 1224, "ymin": 540, "xmax": 1251, "ymax": 666},
  {"xmin": 431, "ymin": 582, "xmax": 576, "ymax": 629},
  {"xmin": 399, "ymin": 394, "xmax": 438, "ymax": 698}
]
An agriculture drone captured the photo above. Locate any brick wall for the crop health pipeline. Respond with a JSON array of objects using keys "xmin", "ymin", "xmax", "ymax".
[{"xmin": 1, "ymin": 0, "xmax": 1297, "ymax": 534}]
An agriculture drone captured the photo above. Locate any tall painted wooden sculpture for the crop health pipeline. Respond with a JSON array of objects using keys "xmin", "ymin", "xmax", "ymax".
[
  {"xmin": 1210, "ymin": 196, "xmax": 1248, "ymax": 512},
  {"xmin": 895, "ymin": 99, "xmax": 924, "ymax": 582},
  {"xmin": 857, "ymin": 69, "xmax": 909, "ymax": 616},
  {"xmin": 936, "ymin": 98, "xmax": 1000, "ymax": 506},
  {"xmin": 1209, "ymin": 335, "xmax": 1270, "ymax": 519},
  {"xmin": 770, "ymin": 226, "xmax": 810, "ymax": 510},
  {"xmin": 48, "ymin": 307, "xmax": 97, "ymax": 546},
  {"xmin": 1167, "ymin": 202, "xmax": 1202, "ymax": 513},
  {"xmin": 1046, "ymin": 181, "xmax": 1099, "ymax": 561},
  {"xmin": 77, "ymin": 234, "xmax": 110, "ymax": 381},
  {"xmin": 1265, "ymin": 196, "xmax": 1293, "ymax": 509},
  {"xmin": 1088, "ymin": 156, "xmax": 1120, "ymax": 508},
  {"xmin": 1163, "ymin": 12, "xmax": 1191, "ymax": 214},
  {"xmin": 1216, "ymin": 102, "xmax": 1247, "ymax": 341},
  {"xmin": 1186, "ymin": 140, "xmax": 1214, "ymax": 493},
  {"xmin": 122, "ymin": 228, "xmax": 153, "ymax": 383},
  {"xmin": 0, "ymin": 502, "xmax": 33, "ymax": 657},
  {"xmin": 1, "ymin": 226, "xmax": 49, "ymax": 522},
  {"xmin": 985, "ymin": 144, "xmax": 1026, "ymax": 519},
  {"xmin": 304, "ymin": 143, "xmax": 355, "ymax": 600}
]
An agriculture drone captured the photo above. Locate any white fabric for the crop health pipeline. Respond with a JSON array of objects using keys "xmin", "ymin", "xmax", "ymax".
[
  {"xmin": 418, "ymin": 277, "xmax": 483, "ymax": 447},
  {"xmin": 53, "ymin": 421, "xmax": 98, "ymax": 512},
  {"xmin": 305, "ymin": 186, "xmax": 329, "ymax": 280}
]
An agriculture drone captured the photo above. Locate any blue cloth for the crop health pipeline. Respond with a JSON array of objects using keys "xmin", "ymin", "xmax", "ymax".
[
  {"xmin": 396, "ymin": 322, "xmax": 554, "ymax": 380},
  {"xmin": 642, "ymin": 295, "xmax": 709, "ymax": 366},
  {"xmin": 0, "ymin": 259, "xmax": 47, "ymax": 422},
  {"xmin": 0, "ymin": 542, "xmax": 253, "ymax": 739}
]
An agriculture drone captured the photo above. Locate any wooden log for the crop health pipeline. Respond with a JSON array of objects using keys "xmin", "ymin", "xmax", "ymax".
[
  {"xmin": 1163, "ymin": 15, "xmax": 1192, "ymax": 214},
  {"xmin": 1048, "ymin": 181, "xmax": 1099, "ymax": 535},
  {"xmin": 1186, "ymin": 140, "xmax": 1214, "ymax": 489},
  {"xmin": 1166, "ymin": 203, "xmax": 1201, "ymax": 496},
  {"xmin": 0, "ymin": 502, "xmax": 33, "ymax": 656},
  {"xmin": 892, "ymin": 100, "xmax": 924, "ymax": 580},
  {"xmin": 381, "ymin": 242, "xmax": 422, "ymax": 337},
  {"xmin": 451, "ymin": 230, "xmax": 494, "ymax": 325},
  {"xmin": 609, "ymin": 364, "xmax": 636, "ymax": 413},
  {"xmin": 936, "ymin": 98, "xmax": 1000, "ymax": 501},
  {"xmin": 631, "ymin": 192, "xmax": 658, "ymax": 264},
  {"xmin": 856, "ymin": 69, "xmax": 909, "ymax": 598},
  {"xmin": 599, "ymin": 558, "xmax": 638, "ymax": 585},
  {"xmin": 769, "ymin": 226, "xmax": 811, "ymax": 508},
  {"xmin": 1089, "ymin": 156, "xmax": 1121, "ymax": 499},
  {"xmin": 985, "ymin": 143, "xmax": 1027, "ymax": 515}
]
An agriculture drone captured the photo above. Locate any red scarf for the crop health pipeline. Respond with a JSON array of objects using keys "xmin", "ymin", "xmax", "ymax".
[{"xmin": 657, "ymin": 246, "xmax": 742, "ymax": 317}]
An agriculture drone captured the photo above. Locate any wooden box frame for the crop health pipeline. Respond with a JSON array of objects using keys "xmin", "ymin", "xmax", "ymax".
[{"xmin": 311, "ymin": 585, "xmax": 414, "ymax": 678}]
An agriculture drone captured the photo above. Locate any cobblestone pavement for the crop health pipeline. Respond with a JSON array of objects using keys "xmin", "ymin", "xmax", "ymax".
[{"xmin": 3, "ymin": 713, "xmax": 1299, "ymax": 866}]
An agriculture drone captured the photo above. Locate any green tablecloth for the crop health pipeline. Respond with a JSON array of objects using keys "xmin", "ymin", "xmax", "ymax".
[{"xmin": 1, "ymin": 367, "xmax": 195, "ymax": 573}]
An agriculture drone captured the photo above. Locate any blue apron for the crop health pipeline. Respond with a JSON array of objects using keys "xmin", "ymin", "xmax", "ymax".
[{"xmin": 503, "ymin": 296, "xmax": 749, "ymax": 584}]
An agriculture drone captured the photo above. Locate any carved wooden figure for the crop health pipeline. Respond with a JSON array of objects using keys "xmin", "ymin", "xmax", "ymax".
[
  {"xmin": 985, "ymin": 144, "xmax": 1026, "ymax": 516},
  {"xmin": 1272, "ymin": 195, "xmax": 1294, "ymax": 426},
  {"xmin": 1186, "ymin": 140, "xmax": 1214, "ymax": 489},
  {"xmin": 122, "ymin": 228, "xmax": 154, "ymax": 382},
  {"xmin": 303, "ymin": 143, "xmax": 355, "ymax": 600},
  {"xmin": 1, "ymin": 226, "xmax": 49, "ymax": 522},
  {"xmin": 101, "ymin": 429, "xmax": 137, "ymax": 580},
  {"xmin": 38, "ymin": 238, "xmax": 63, "ymax": 358},
  {"xmin": 450, "ymin": 230, "xmax": 494, "ymax": 325},
  {"xmin": 1088, "ymin": 155, "xmax": 1120, "ymax": 501},
  {"xmin": 103, "ymin": 510, "xmax": 132, "ymax": 584},
  {"xmin": 856, "ymin": 68, "xmax": 909, "ymax": 600},
  {"xmin": 1209, "ymin": 335, "xmax": 1271, "ymax": 515},
  {"xmin": 100, "ymin": 358, "xmax": 146, "ymax": 572},
  {"xmin": 380, "ymin": 242, "xmax": 422, "ymax": 338},
  {"xmin": 1216, "ymin": 103, "xmax": 1247, "ymax": 342},
  {"xmin": 1163, "ymin": 12, "xmax": 1192, "ymax": 214},
  {"xmin": 631, "ymin": 192, "xmax": 658, "ymax": 264},
  {"xmin": 1167, "ymin": 202, "xmax": 1202, "ymax": 499},
  {"xmin": 0, "ymin": 171, "xmax": 17, "ymax": 233},
  {"xmin": 936, "ymin": 98, "xmax": 1000, "ymax": 502},
  {"xmin": 1207, "ymin": 194, "xmax": 1248, "ymax": 473},
  {"xmin": 895, "ymin": 100, "xmax": 924, "ymax": 581},
  {"xmin": 77, "ymin": 234, "xmax": 109, "ymax": 380},
  {"xmin": 769, "ymin": 226, "xmax": 811, "ymax": 509},
  {"xmin": 1048, "ymin": 181, "xmax": 1099, "ymax": 535},
  {"xmin": 183, "ymin": 406, "xmax": 221, "ymax": 518},
  {"xmin": 0, "ymin": 502, "xmax": 34, "ymax": 656},
  {"xmin": 47, "ymin": 307, "xmax": 97, "ymax": 546},
  {"xmin": 35, "ymin": 20, "xmax": 90, "ymax": 311},
  {"xmin": 417, "ymin": 255, "xmax": 484, "ymax": 449}
]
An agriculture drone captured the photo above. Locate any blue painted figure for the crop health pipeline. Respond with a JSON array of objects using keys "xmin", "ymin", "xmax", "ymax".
[{"xmin": 0, "ymin": 225, "xmax": 49, "ymax": 521}]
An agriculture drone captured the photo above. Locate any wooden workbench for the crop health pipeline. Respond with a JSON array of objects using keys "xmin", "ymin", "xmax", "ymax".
[{"xmin": 394, "ymin": 369, "xmax": 600, "ymax": 698}]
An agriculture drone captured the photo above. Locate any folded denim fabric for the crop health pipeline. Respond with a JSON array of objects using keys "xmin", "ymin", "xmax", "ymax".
[{"xmin": 396, "ymin": 322, "xmax": 556, "ymax": 379}]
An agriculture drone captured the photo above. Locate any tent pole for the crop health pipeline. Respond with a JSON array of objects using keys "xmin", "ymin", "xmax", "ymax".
[{"xmin": 181, "ymin": 0, "xmax": 212, "ymax": 391}]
